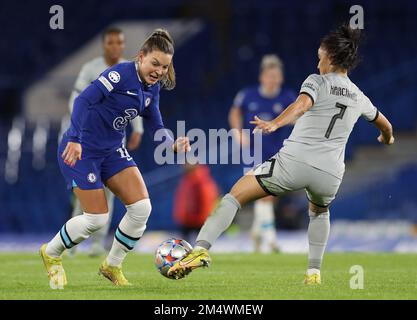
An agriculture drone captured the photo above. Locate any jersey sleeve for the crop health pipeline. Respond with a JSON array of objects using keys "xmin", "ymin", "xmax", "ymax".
[
  {"xmin": 92, "ymin": 63, "xmax": 125, "ymax": 96},
  {"xmin": 130, "ymin": 116, "xmax": 144, "ymax": 134},
  {"xmin": 141, "ymin": 87, "xmax": 175, "ymax": 145},
  {"xmin": 360, "ymin": 94, "xmax": 379, "ymax": 122},
  {"xmin": 66, "ymin": 83, "xmax": 105, "ymax": 143},
  {"xmin": 299, "ymin": 74, "xmax": 324, "ymax": 104},
  {"xmin": 233, "ymin": 89, "xmax": 246, "ymax": 108}
]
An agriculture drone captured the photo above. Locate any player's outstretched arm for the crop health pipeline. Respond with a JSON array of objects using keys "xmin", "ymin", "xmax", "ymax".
[
  {"xmin": 373, "ymin": 111, "xmax": 395, "ymax": 145},
  {"xmin": 250, "ymin": 93, "xmax": 313, "ymax": 133}
]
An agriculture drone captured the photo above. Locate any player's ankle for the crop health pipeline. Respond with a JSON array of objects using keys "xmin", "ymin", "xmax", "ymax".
[{"xmin": 307, "ymin": 268, "xmax": 320, "ymax": 276}]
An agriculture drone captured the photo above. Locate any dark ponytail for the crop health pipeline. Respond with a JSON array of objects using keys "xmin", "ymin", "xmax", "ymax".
[
  {"xmin": 139, "ymin": 28, "xmax": 176, "ymax": 90},
  {"xmin": 320, "ymin": 24, "xmax": 362, "ymax": 71}
]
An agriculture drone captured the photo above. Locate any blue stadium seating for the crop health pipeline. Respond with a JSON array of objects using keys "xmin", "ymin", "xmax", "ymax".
[{"xmin": 1, "ymin": 1, "xmax": 417, "ymax": 232}]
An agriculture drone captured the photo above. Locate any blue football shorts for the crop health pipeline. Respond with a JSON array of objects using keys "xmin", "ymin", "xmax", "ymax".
[{"xmin": 58, "ymin": 138, "xmax": 137, "ymax": 190}]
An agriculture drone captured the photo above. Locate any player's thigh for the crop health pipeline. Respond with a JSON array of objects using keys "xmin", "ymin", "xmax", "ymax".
[
  {"xmin": 245, "ymin": 169, "xmax": 276, "ymax": 203},
  {"xmin": 105, "ymin": 166, "xmax": 149, "ymax": 205},
  {"xmin": 73, "ymin": 188, "xmax": 108, "ymax": 214},
  {"xmin": 258, "ymin": 195, "xmax": 275, "ymax": 202},
  {"xmin": 306, "ymin": 169, "xmax": 342, "ymax": 211},
  {"xmin": 230, "ymin": 174, "xmax": 270, "ymax": 206},
  {"xmin": 253, "ymin": 154, "xmax": 306, "ymax": 198}
]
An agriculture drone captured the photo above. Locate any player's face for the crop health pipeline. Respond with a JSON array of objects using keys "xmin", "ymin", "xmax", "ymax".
[
  {"xmin": 317, "ymin": 47, "xmax": 332, "ymax": 75},
  {"xmin": 138, "ymin": 50, "xmax": 172, "ymax": 85},
  {"xmin": 103, "ymin": 33, "xmax": 125, "ymax": 61},
  {"xmin": 259, "ymin": 68, "xmax": 283, "ymax": 92}
]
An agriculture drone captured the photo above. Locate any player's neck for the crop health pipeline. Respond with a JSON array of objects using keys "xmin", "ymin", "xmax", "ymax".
[
  {"xmin": 104, "ymin": 56, "xmax": 120, "ymax": 67},
  {"xmin": 329, "ymin": 67, "xmax": 348, "ymax": 77}
]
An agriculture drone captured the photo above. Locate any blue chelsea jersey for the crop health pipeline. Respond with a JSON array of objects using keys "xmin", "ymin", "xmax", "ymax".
[
  {"xmin": 233, "ymin": 85, "xmax": 297, "ymax": 160},
  {"xmin": 65, "ymin": 61, "xmax": 169, "ymax": 153}
]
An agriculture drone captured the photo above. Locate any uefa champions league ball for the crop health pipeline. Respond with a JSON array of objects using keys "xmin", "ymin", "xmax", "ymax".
[{"xmin": 155, "ymin": 238, "xmax": 193, "ymax": 279}]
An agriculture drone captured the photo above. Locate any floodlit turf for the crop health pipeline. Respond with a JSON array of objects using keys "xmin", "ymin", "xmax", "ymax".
[{"xmin": 0, "ymin": 252, "xmax": 416, "ymax": 300}]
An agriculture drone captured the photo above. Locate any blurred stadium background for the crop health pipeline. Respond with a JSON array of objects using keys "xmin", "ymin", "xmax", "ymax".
[{"xmin": 1, "ymin": 0, "xmax": 416, "ymax": 254}]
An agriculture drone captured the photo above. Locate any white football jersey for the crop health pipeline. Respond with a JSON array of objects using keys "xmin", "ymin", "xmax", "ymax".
[{"xmin": 280, "ymin": 72, "xmax": 378, "ymax": 179}]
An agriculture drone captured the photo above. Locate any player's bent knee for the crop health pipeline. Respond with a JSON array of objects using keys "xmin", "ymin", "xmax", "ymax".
[
  {"xmin": 125, "ymin": 198, "xmax": 152, "ymax": 225},
  {"xmin": 84, "ymin": 212, "xmax": 109, "ymax": 233},
  {"xmin": 308, "ymin": 202, "xmax": 329, "ymax": 215}
]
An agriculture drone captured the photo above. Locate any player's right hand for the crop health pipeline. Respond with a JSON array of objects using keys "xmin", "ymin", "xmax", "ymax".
[
  {"xmin": 250, "ymin": 115, "xmax": 279, "ymax": 134},
  {"xmin": 377, "ymin": 134, "xmax": 395, "ymax": 145},
  {"xmin": 62, "ymin": 142, "xmax": 82, "ymax": 167}
]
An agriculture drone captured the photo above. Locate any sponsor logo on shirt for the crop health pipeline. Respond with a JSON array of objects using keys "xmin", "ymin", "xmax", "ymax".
[
  {"xmin": 108, "ymin": 71, "xmax": 121, "ymax": 83},
  {"xmin": 301, "ymin": 82, "xmax": 316, "ymax": 92},
  {"xmin": 113, "ymin": 109, "xmax": 138, "ymax": 130}
]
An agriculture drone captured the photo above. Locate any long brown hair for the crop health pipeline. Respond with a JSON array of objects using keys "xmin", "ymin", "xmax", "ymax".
[{"xmin": 139, "ymin": 28, "xmax": 176, "ymax": 90}]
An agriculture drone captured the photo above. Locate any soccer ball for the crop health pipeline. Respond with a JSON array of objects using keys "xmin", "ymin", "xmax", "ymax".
[{"xmin": 155, "ymin": 238, "xmax": 193, "ymax": 279}]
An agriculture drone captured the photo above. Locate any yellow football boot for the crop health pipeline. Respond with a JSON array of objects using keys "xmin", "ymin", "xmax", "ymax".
[
  {"xmin": 39, "ymin": 243, "xmax": 68, "ymax": 289},
  {"xmin": 168, "ymin": 248, "xmax": 211, "ymax": 279},
  {"xmin": 98, "ymin": 260, "xmax": 132, "ymax": 286},
  {"xmin": 304, "ymin": 273, "xmax": 321, "ymax": 285}
]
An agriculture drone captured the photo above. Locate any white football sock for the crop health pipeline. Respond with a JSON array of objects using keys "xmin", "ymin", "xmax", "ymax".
[
  {"xmin": 252, "ymin": 200, "xmax": 277, "ymax": 250},
  {"xmin": 45, "ymin": 212, "xmax": 109, "ymax": 258},
  {"xmin": 307, "ymin": 210, "xmax": 330, "ymax": 270},
  {"xmin": 90, "ymin": 188, "xmax": 115, "ymax": 250},
  {"xmin": 106, "ymin": 198, "xmax": 152, "ymax": 267},
  {"xmin": 195, "ymin": 194, "xmax": 241, "ymax": 250}
]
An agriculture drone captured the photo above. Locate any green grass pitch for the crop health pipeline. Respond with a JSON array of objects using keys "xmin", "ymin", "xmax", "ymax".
[{"xmin": 0, "ymin": 252, "xmax": 416, "ymax": 300}]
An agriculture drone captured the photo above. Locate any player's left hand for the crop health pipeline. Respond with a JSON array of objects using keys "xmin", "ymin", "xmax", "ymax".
[
  {"xmin": 127, "ymin": 132, "xmax": 142, "ymax": 151},
  {"xmin": 173, "ymin": 137, "xmax": 191, "ymax": 153},
  {"xmin": 250, "ymin": 116, "xmax": 279, "ymax": 134},
  {"xmin": 377, "ymin": 134, "xmax": 395, "ymax": 145}
]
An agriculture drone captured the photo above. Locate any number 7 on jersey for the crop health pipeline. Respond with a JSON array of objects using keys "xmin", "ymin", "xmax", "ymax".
[{"xmin": 325, "ymin": 102, "xmax": 347, "ymax": 138}]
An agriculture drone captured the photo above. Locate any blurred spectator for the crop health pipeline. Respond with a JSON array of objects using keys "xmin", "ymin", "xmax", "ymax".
[
  {"xmin": 229, "ymin": 54, "xmax": 296, "ymax": 252},
  {"xmin": 173, "ymin": 162, "xmax": 219, "ymax": 243}
]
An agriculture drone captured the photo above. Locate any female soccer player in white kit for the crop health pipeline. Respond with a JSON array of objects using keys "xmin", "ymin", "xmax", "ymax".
[{"xmin": 168, "ymin": 25, "xmax": 395, "ymax": 284}]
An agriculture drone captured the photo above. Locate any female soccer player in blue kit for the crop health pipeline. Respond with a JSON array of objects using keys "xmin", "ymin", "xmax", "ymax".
[{"xmin": 40, "ymin": 29, "xmax": 190, "ymax": 289}]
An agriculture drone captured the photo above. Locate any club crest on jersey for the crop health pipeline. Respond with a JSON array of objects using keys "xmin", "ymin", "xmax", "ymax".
[
  {"xmin": 145, "ymin": 97, "xmax": 151, "ymax": 107},
  {"xmin": 87, "ymin": 173, "xmax": 97, "ymax": 183},
  {"xmin": 108, "ymin": 71, "xmax": 121, "ymax": 83}
]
